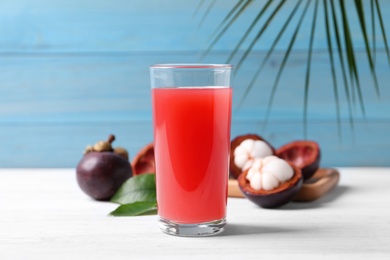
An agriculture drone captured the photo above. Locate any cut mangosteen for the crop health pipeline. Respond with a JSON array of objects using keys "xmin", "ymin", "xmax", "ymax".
[
  {"xmin": 238, "ymin": 156, "xmax": 303, "ymax": 208},
  {"xmin": 276, "ymin": 140, "xmax": 320, "ymax": 180},
  {"xmin": 131, "ymin": 143, "xmax": 156, "ymax": 175},
  {"xmin": 230, "ymin": 134, "xmax": 275, "ymax": 179}
]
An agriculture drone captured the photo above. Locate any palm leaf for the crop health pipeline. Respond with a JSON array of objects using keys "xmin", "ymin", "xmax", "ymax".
[
  {"xmin": 193, "ymin": 0, "xmax": 206, "ymax": 18},
  {"xmin": 329, "ymin": 0, "xmax": 354, "ymax": 129},
  {"xmin": 339, "ymin": 0, "xmax": 366, "ymax": 116},
  {"xmin": 303, "ymin": 0, "xmax": 319, "ymax": 138},
  {"xmin": 374, "ymin": 0, "xmax": 390, "ymax": 64},
  {"xmin": 263, "ymin": 0, "xmax": 312, "ymax": 129},
  {"xmin": 199, "ymin": 0, "xmax": 388, "ymax": 137},
  {"xmin": 370, "ymin": 0, "xmax": 376, "ymax": 63},
  {"xmin": 237, "ymin": 0, "xmax": 304, "ymax": 108},
  {"xmin": 235, "ymin": 0, "xmax": 287, "ymax": 73},
  {"xmin": 201, "ymin": 0, "xmax": 254, "ymax": 59},
  {"xmin": 226, "ymin": 0, "xmax": 275, "ymax": 64},
  {"xmin": 354, "ymin": 0, "xmax": 380, "ymax": 97},
  {"xmin": 197, "ymin": 0, "xmax": 217, "ymax": 29},
  {"xmin": 209, "ymin": 0, "xmax": 249, "ymax": 41},
  {"xmin": 324, "ymin": 0, "xmax": 341, "ymax": 140}
]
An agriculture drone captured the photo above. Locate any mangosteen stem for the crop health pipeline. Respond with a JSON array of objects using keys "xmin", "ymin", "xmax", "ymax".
[{"xmin": 107, "ymin": 134, "xmax": 115, "ymax": 144}]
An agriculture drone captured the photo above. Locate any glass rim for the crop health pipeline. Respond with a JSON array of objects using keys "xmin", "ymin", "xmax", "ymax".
[{"xmin": 150, "ymin": 63, "xmax": 233, "ymax": 69}]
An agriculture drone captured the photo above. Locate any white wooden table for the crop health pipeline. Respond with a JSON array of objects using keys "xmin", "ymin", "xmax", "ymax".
[{"xmin": 1, "ymin": 168, "xmax": 389, "ymax": 259}]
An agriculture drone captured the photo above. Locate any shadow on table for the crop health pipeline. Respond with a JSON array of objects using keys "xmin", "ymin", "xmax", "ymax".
[
  {"xmin": 280, "ymin": 184, "xmax": 350, "ymax": 210},
  {"xmin": 220, "ymin": 223, "xmax": 304, "ymax": 237},
  {"xmin": 220, "ymin": 185, "xmax": 351, "ymax": 236}
]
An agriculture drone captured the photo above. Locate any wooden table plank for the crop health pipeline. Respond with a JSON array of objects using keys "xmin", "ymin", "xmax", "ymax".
[{"xmin": 0, "ymin": 168, "xmax": 389, "ymax": 259}]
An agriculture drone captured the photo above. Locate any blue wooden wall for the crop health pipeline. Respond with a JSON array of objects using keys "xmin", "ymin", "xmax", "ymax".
[{"xmin": 0, "ymin": 0, "xmax": 389, "ymax": 168}]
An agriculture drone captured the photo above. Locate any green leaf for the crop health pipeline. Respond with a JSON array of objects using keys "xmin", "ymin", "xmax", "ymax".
[
  {"xmin": 193, "ymin": 0, "xmax": 205, "ymax": 18},
  {"xmin": 370, "ymin": 0, "xmax": 376, "ymax": 63},
  {"xmin": 374, "ymin": 0, "xmax": 390, "ymax": 65},
  {"xmin": 354, "ymin": 0, "xmax": 380, "ymax": 97},
  {"xmin": 237, "ymin": 0, "xmax": 303, "ymax": 109},
  {"xmin": 202, "ymin": 0, "xmax": 253, "ymax": 59},
  {"xmin": 339, "ymin": 0, "xmax": 366, "ymax": 116},
  {"xmin": 235, "ymin": 0, "xmax": 287, "ymax": 73},
  {"xmin": 109, "ymin": 201, "xmax": 157, "ymax": 217},
  {"xmin": 263, "ymin": 0, "xmax": 312, "ymax": 130},
  {"xmin": 197, "ymin": 0, "xmax": 217, "ymax": 29},
  {"xmin": 324, "ymin": 0, "xmax": 342, "ymax": 141},
  {"xmin": 303, "ymin": 0, "xmax": 319, "ymax": 139},
  {"xmin": 226, "ymin": 0, "xmax": 274, "ymax": 64},
  {"xmin": 110, "ymin": 174, "xmax": 156, "ymax": 205},
  {"xmin": 200, "ymin": 0, "xmax": 389, "ymax": 138},
  {"xmin": 209, "ymin": 0, "xmax": 249, "ymax": 41},
  {"xmin": 329, "ymin": 0, "xmax": 354, "ymax": 130}
]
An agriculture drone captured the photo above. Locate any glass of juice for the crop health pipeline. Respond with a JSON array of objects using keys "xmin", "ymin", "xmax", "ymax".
[{"xmin": 150, "ymin": 64, "xmax": 232, "ymax": 236}]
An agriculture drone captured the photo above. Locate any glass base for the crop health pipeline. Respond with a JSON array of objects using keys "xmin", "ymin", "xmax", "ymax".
[{"xmin": 158, "ymin": 217, "xmax": 226, "ymax": 237}]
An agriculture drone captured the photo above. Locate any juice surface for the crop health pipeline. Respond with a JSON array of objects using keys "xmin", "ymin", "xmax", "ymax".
[{"xmin": 152, "ymin": 87, "xmax": 232, "ymax": 223}]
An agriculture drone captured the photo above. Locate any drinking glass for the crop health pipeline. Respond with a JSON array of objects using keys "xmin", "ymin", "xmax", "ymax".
[{"xmin": 150, "ymin": 64, "xmax": 232, "ymax": 236}]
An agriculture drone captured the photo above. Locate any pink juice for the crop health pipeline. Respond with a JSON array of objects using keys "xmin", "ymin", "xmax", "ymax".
[{"xmin": 152, "ymin": 87, "xmax": 232, "ymax": 223}]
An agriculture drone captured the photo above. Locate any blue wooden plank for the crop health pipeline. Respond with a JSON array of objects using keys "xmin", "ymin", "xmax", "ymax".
[
  {"xmin": 0, "ymin": 0, "xmax": 389, "ymax": 52},
  {"xmin": 0, "ymin": 0, "xmax": 389, "ymax": 168},
  {"xmin": 0, "ymin": 120, "xmax": 389, "ymax": 168},
  {"xmin": 0, "ymin": 50, "xmax": 388, "ymax": 167},
  {"xmin": 0, "ymin": 50, "xmax": 388, "ymax": 123}
]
